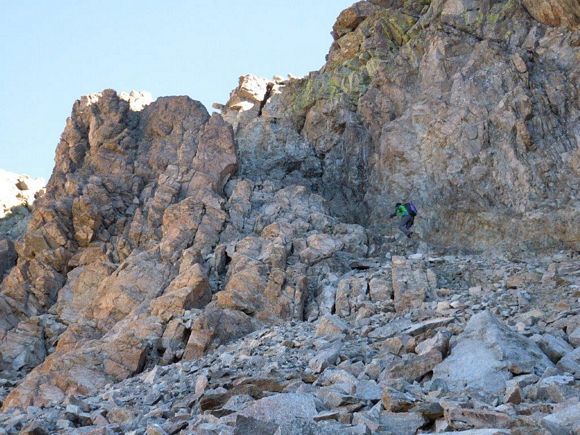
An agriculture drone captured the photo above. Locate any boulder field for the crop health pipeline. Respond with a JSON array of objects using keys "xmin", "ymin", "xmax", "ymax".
[{"xmin": 0, "ymin": 0, "xmax": 578, "ymax": 433}]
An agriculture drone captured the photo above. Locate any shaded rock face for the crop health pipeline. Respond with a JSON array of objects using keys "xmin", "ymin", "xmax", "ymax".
[
  {"xmin": 221, "ymin": 0, "xmax": 579, "ymax": 251},
  {"xmin": 0, "ymin": 0, "xmax": 579, "ymax": 429}
]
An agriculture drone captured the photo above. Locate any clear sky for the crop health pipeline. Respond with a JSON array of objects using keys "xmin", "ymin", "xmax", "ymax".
[{"xmin": 0, "ymin": 1, "xmax": 354, "ymax": 179}]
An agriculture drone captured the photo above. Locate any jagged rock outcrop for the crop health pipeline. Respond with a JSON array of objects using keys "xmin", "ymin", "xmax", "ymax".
[
  {"xmin": 0, "ymin": 90, "xmax": 369, "ymax": 409},
  {"xmin": 0, "ymin": 0, "xmax": 579, "ymax": 433},
  {"xmin": 221, "ymin": 0, "xmax": 579, "ymax": 251}
]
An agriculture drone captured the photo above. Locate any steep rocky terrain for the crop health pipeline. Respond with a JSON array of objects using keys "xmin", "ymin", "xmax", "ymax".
[{"xmin": 0, "ymin": 1, "xmax": 578, "ymax": 434}]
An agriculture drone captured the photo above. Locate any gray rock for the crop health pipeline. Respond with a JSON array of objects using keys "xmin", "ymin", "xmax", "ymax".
[
  {"xmin": 239, "ymin": 393, "xmax": 318, "ymax": 427},
  {"xmin": 233, "ymin": 415, "xmax": 279, "ymax": 435},
  {"xmin": 444, "ymin": 404, "xmax": 514, "ymax": 430},
  {"xmin": 308, "ymin": 342, "xmax": 343, "ymax": 373},
  {"xmin": 355, "ymin": 380, "xmax": 382, "ymax": 401},
  {"xmin": 568, "ymin": 327, "xmax": 580, "ymax": 347},
  {"xmin": 556, "ymin": 347, "xmax": 580, "ymax": 379},
  {"xmin": 378, "ymin": 411, "xmax": 427, "ymax": 435},
  {"xmin": 432, "ymin": 311, "xmax": 553, "ymax": 401},
  {"xmin": 437, "ymin": 430, "xmax": 510, "ymax": 435},
  {"xmin": 541, "ymin": 401, "xmax": 580, "ymax": 435},
  {"xmin": 533, "ymin": 333, "xmax": 574, "ymax": 363},
  {"xmin": 316, "ymin": 315, "xmax": 348, "ymax": 337}
]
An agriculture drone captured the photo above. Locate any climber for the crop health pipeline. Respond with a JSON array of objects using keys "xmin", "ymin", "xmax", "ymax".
[{"xmin": 389, "ymin": 201, "xmax": 417, "ymax": 238}]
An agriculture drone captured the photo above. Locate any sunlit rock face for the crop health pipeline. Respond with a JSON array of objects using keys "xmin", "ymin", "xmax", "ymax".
[{"xmin": 0, "ymin": 2, "xmax": 578, "ymax": 431}]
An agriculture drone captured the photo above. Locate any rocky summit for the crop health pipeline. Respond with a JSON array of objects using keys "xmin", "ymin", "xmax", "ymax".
[{"xmin": 0, "ymin": 1, "xmax": 579, "ymax": 434}]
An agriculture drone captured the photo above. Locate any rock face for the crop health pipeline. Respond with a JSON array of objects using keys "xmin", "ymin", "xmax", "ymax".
[
  {"xmin": 0, "ymin": 1, "xmax": 579, "ymax": 434},
  {"xmin": 221, "ymin": 0, "xmax": 580, "ymax": 252}
]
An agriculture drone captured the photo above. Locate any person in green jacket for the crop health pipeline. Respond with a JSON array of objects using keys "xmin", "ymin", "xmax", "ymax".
[{"xmin": 389, "ymin": 202, "xmax": 417, "ymax": 238}]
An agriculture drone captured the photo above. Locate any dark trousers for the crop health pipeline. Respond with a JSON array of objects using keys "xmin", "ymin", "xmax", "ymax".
[{"xmin": 399, "ymin": 215, "xmax": 414, "ymax": 237}]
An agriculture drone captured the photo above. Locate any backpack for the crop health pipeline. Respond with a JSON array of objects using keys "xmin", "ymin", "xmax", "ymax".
[{"xmin": 405, "ymin": 202, "xmax": 417, "ymax": 217}]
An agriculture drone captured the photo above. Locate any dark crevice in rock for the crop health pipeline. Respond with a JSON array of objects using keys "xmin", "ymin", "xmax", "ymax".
[{"xmin": 257, "ymin": 83, "xmax": 274, "ymax": 117}]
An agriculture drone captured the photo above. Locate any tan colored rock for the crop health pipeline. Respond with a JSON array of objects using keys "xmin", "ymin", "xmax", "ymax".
[
  {"xmin": 299, "ymin": 233, "xmax": 343, "ymax": 265},
  {"xmin": 332, "ymin": 1, "xmax": 379, "ymax": 39},
  {"xmin": 521, "ymin": 0, "xmax": 580, "ymax": 29},
  {"xmin": 506, "ymin": 271, "xmax": 541, "ymax": 289},
  {"xmin": 415, "ymin": 330, "xmax": 452, "ymax": 357},
  {"xmin": 150, "ymin": 264, "xmax": 211, "ymax": 321},
  {"xmin": 335, "ymin": 276, "xmax": 368, "ymax": 317},
  {"xmin": 382, "ymin": 387, "xmax": 417, "ymax": 412},
  {"xmin": 444, "ymin": 404, "xmax": 514, "ymax": 430},
  {"xmin": 503, "ymin": 383, "xmax": 522, "ymax": 404},
  {"xmin": 183, "ymin": 307, "xmax": 257, "ymax": 359},
  {"xmin": 392, "ymin": 256, "xmax": 429, "ymax": 312},
  {"xmin": 316, "ymin": 314, "xmax": 348, "ymax": 337},
  {"xmin": 369, "ymin": 275, "xmax": 392, "ymax": 302},
  {"xmin": 189, "ymin": 114, "xmax": 237, "ymax": 194},
  {"xmin": 387, "ymin": 349, "xmax": 443, "ymax": 381}
]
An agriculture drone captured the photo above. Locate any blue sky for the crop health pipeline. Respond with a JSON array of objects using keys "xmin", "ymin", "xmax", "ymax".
[{"xmin": 0, "ymin": 1, "xmax": 354, "ymax": 179}]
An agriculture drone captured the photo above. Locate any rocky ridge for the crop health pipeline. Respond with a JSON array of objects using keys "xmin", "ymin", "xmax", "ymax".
[{"xmin": 0, "ymin": 0, "xmax": 579, "ymax": 433}]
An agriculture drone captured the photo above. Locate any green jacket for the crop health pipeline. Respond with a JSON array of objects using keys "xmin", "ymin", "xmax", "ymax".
[{"xmin": 396, "ymin": 204, "xmax": 409, "ymax": 217}]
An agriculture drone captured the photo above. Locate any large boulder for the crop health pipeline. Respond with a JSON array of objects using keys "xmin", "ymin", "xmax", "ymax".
[
  {"xmin": 432, "ymin": 311, "xmax": 553, "ymax": 401},
  {"xmin": 521, "ymin": 0, "xmax": 580, "ymax": 29}
]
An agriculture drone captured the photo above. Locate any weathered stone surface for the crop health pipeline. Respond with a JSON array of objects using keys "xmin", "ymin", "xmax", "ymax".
[
  {"xmin": 432, "ymin": 311, "xmax": 553, "ymax": 401},
  {"xmin": 541, "ymin": 401, "xmax": 580, "ymax": 434},
  {"xmin": 150, "ymin": 264, "xmax": 211, "ymax": 321},
  {"xmin": 309, "ymin": 341, "xmax": 343, "ymax": 373},
  {"xmin": 1, "ymin": 1, "xmax": 579, "ymax": 433},
  {"xmin": 239, "ymin": 393, "xmax": 317, "ymax": 426},
  {"xmin": 444, "ymin": 404, "xmax": 514, "ymax": 430},
  {"xmin": 316, "ymin": 315, "xmax": 348, "ymax": 337},
  {"xmin": 392, "ymin": 256, "xmax": 431, "ymax": 312},
  {"xmin": 415, "ymin": 330, "xmax": 452, "ymax": 356},
  {"xmin": 183, "ymin": 307, "xmax": 257, "ymax": 359},
  {"xmin": 382, "ymin": 387, "xmax": 417, "ymax": 412},
  {"xmin": 233, "ymin": 415, "xmax": 279, "ymax": 435},
  {"xmin": 569, "ymin": 327, "xmax": 580, "ymax": 347},
  {"xmin": 378, "ymin": 411, "xmax": 427, "ymax": 434},
  {"xmin": 335, "ymin": 276, "xmax": 368, "ymax": 318},
  {"xmin": 387, "ymin": 349, "xmax": 443, "ymax": 381},
  {"xmin": 532, "ymin": 333, "xmax": 574, "ymax": 363}
]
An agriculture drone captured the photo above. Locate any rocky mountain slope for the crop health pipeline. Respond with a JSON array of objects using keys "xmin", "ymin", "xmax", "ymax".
[{"xmin": 0, "ymin": 0, "xmax": 579, "ymax": 434}]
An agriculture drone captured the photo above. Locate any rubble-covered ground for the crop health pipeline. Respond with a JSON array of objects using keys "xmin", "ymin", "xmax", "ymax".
[
  {"xmin": 0, "ymin": 0, "xmax": 578, "ymax": 433},
  {"xmin": 1, "ymin": 247, "xmax": 578, "ymax": 434}
]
